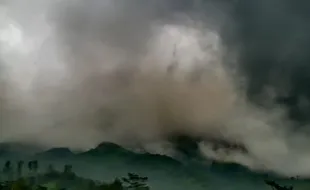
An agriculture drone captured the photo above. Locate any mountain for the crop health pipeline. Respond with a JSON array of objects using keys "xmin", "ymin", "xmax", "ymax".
[
  {"xmin": 35, "ymin": 147, "xmax": 75, "ymax": 159},
  {"xmin": 0, "ymin": 141, "xmax": 308, "ymax": 190},
  {"xmin": 169, "ymin": 135, "xmax": 202, "ymax": 160},
  {"xmin": 127, "ymin": 152, "xmax": 182, "ymax": 169},
  {"xmin": 209, "ymin": 161, "xmax": 252, "ymax": 175},
  {"xmin": 0, "ymin": 141, "xmax": 254, "ymax": 173},
  {"xmin": 80, "ymin": 142, "xmax": 134, "ymax": 157},
  {"xmin": 79, "ymin": 142, "xmax": 182, "ymax": 169},
  {"xmin": 0, "ymin": 141, "xmax": 182, "ymax": 168}
]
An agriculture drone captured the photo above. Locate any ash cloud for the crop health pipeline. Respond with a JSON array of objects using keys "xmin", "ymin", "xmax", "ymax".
[
  {"xmin": 1, "ymin": 0, "xmax": 310, "ymax": 177},
  {"xmin": 229, "ymin": 0, "xmax": 310, "ymax": 122}
]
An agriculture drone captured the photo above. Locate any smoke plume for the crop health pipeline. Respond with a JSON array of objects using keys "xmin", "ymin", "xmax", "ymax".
[{"xmin": 1, "ymin": 0, "xmax": 310, "ymax": 177}]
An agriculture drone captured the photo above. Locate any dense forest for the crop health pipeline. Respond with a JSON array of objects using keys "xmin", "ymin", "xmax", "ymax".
[
  {"xmin": 0, "ymin": 159, "xmax": 297, "ymax": 190},
  {"xmin": 0, "ymin": 160, "xmax": 150, "ymax": 190}
]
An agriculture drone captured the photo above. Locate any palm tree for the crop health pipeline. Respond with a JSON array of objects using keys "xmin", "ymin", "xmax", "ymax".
[
  {"xmin": 32, "ymin": 160, "xmax": 38, "ymax": 175},
  {"xmin": 27, "ymin": 161, "xmax": 32, "ymax": 174},
  {"xmin": 2, "ymin": 161, "xmax": 12, "ymax": 181},
  {"xmin": 3, "ymin": 161, "xmax": 11, "ymax": 172},
  {"xmin": 17, "ymin": 161, "xmax": 24, "ymax": 179},
  {"xmin": 63, "ymin": 164, "xmax": 73, "ymax": 174},
  {"xmin": 63, "ymin": 164, "xmax": 75, "ymax": 179},
  {"xmin": 27, "ymin": 160, "xmax": 38, "ymax": 175},
  {"xmin": 99, "ymin": 178, "xmax": 123, "ymax": 190}
]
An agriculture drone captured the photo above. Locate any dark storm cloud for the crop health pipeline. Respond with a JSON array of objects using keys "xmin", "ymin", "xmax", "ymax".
[
  {"xmin": 210, "ymin": 0, "xmax": 310, "ymax": 123},
  {"xmin": 229, "ymin": 0, "xmax": 310, "ymax": 95}
]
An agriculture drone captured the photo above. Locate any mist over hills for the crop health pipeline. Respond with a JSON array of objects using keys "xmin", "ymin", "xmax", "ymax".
[
  {"xmin": 36, "ymin": 144, "xmax": 310, "ymax": 190},
  {"xmin": 0, "ymin": 139, "xmax": 247, "ymax": 169},
  {"xmin": 0, "ymin": 141, "xmax": 289, "ymax": 177},
  {"xmin": 1, "ymin": 141, "xmax": 309, "ymax": 190},
  {"xmin": 0, "ymin": 142, "xmax": 206, "ymax": 190}
]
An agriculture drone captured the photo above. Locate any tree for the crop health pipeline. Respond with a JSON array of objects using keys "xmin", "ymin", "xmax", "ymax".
[
  {"xmin": 122, "ymin": 173, "xmax": 149, "ymax": 190},
  {"xmin": 27, "ymin": 160, "xmax": 38, "ymax": 176},
  {"xmin": 2, "ymin": 161, "xmax": 13, "ymax": 181},
  {"xmin": 99, "ymin": 178, "xmax": 123, "ymax": 190},
  {"xmin": 63, "ymin": 165, "xmax": 72, "ymax": 174},
  {"xmin": 62, "ymin": 164, "xmax": 75, "ymax": 179},
  {"xmin": 27, "ymin": 161, "xmax": 32, "ymax": 174},
  {"xmin": 265, "ymin": 180, "xmax": 293, "ymax": 190},
  {"xmin": 32, "ymin": 160, "xmax": 39, "ymax": 174},
  {"xmin": 3, "ymin": 161, "xmax": 11, "ymax": 172},
  {"xmin": 27, "ymin": 161, "xmax": 37, "ymax": 186},
  {"xmin": 17, "ymin": 161, "xmax": 24, "ymax": 179}
]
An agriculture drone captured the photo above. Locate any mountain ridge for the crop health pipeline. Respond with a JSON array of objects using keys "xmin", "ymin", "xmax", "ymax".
[{"xmin": 0, "ymin": 141, "xmax": 275, "ymax": 178}]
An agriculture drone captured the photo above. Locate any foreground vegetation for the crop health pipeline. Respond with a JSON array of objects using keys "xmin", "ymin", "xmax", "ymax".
[
  {"xmin": 0, "ymin": 159, "xmax": 299, "ymax": 190},
  {"xmin": 0, "ymin": 160, "xmax": 150, "ymax": 190}
]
